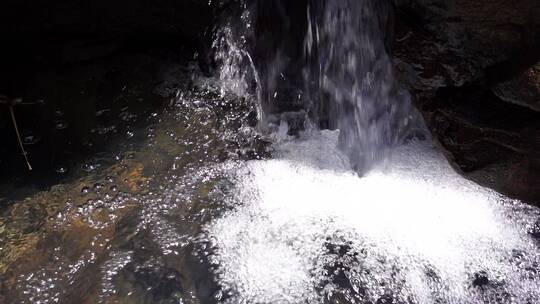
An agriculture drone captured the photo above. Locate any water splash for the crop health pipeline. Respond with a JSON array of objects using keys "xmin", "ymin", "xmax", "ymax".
[
  {"xmin": 204, "ymin": 131, "xmax": 540, "ymax": 304},
  {"xmin": 211, "ymin": 1, "xmax": 264, "ymax": 125}
]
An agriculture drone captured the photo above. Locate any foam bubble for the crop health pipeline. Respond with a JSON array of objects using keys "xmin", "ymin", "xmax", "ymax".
[{"xmin": 204, "ymin": 130, "xmax": 540, "ymax": 303}]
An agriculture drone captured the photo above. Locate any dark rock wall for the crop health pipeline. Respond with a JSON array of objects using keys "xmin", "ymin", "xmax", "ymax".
[
  {"xmin": 392, "ymin": 0, "xmax": 540, "ymax": 204},
  {"xmin": 0, "ymin": 0, "xmax": 214, "ymax": 94},
  {"xmin": 394, "ymin": 0, "xmax": 540, "ymax": 67},
  {"xmin": 492, "ymin": 63, "xmax": 540, "ymax": 112},
  {"xmin": 0, "ymin": 0, "xmax": 212, "ymax": 38}
]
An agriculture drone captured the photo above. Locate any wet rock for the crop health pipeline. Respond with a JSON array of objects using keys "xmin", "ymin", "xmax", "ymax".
[
  {"xmin": 392, "ymin": 0, "xmax": 540, "ymax": 205},
  {"xmin": 472, "ymin": 271, "xmax": 490, "ymax": 288},
  {"xmin": 393, "ymin": 0, "xmax": 540, "ymax": 70},
  {"xmin": 492, "ymin": 63, "xmax": 540, "ymax": 112},
  {"xmin": 392, "ymin": 0, "xmax": 540, "ymax": 94},
  {"xmin": 530, "ymin": 219, "xmax": 540, "ymax": 245},
  {"xmin": 422, "ymin": 86, "xmax": 540, "ymax": 204}
]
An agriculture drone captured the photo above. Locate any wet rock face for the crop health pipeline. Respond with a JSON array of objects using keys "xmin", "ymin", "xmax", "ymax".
[
  {"xmin": 392, "ymin": 0, "xmax": 540, "ymax": 93},
  {"xmin": 423, "ymin": 86, "xmax": 540, "ymax": 203},
  {"xmin": 392, "ymin": 0, "xmax": 540, "ymax": 205},
  {"xmin": 393, "ymin": 0, "xmax": 540, "ymax": 69},
  {"xmin": 492, "ymin": 64, "xmax": 540, "ymax": 112}
]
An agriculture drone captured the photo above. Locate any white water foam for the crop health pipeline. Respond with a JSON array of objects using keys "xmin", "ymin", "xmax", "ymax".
[{"xmin": 204, "ymin": 130, "xmax": 540, "ymax": 304}]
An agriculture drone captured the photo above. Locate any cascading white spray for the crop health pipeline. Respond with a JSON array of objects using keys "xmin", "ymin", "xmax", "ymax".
[
  {"xmin": 305, "ymin": 0, "xmax": 413, "ymax": 171},
  {"xmin": 205, "ymin": 132, "xmax": 540, "ymax": 304},
  {"xmin": 211, "ymin": 1, "xmax": 264, "ymax": 125}
]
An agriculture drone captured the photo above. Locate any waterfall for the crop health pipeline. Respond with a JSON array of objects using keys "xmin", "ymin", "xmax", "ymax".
[
  {"xmin": 211, "ymin": 0, "xmax": 414, "ymax": 171},
  {"xmin": 210, "ymin": 0, "xmax": 264, "ymax": 125},
  {"xmin": 304, "ymin": 0, "xmax": 413, "ymax": 171},
  {"xmin": 202, "ymin": 2, "xmax": 540, "ymax": 304}
]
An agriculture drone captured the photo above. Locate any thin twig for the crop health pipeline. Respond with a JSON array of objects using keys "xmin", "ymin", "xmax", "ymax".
[{"xmin": 9, "ymin": 105, "xmax": 32, "ymax": 171}]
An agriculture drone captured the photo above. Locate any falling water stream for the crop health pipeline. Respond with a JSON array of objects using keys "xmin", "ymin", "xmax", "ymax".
[
  {"xmin": 304, "ymin": 0, "xmax": 412, "ymax": 172},
  {"xmin": 1, "ymin": 1, "xmax": 540, "ymax": 304}
]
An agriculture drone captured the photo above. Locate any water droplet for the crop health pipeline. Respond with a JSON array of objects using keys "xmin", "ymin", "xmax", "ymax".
[
  {"xmin": 82, "ymin": 163, "xmax": 98, "ymax": 172},
  {"xmin": 81, "ymin": 186, "xmax": 90, "ymax": 195},
  {"xmin": 22, "ymin": 134, "xmax": 41, "ymax": 145},
  {"xmin": 55, "ymin": 166, "xmax": 67, "ymax": 174},
  {"xmin": 95, "ymin": 109, "xmax": 110, "ymax": 117},
  {"xmin": 55, "ymin": 122, "xmax": 68, "ymax": 130},
  {"xmin": 119, "ymin": 111, "xmax": 137, "ymax": 122}
]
